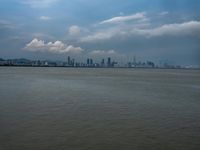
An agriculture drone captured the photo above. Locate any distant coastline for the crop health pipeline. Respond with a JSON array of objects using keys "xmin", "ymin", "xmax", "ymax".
[{"xmin": 0, "ymin": 58, "xmax": 199, "ymax": 69}]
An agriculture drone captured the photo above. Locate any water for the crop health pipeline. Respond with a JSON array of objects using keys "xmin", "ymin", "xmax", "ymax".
[{"xmin": 0, "ymin": 67, "xmax": 200, "ymax": 150}]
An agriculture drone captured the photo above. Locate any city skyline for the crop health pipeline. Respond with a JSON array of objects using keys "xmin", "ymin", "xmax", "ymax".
[
  {"xmin": 0, "ymin": 56, "xmax": 187, "ymax": 69},
  {"xmin": 0, "ymin": 0, "xmax": 200, "ymax": 66}
]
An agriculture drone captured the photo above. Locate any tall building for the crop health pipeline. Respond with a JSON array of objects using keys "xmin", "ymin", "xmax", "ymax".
[
  {"xmin": 133, "ymin": 55, "xmax": 136, "ymax": 65},
  {"xmin": 67, "ymin": 56, "xmax": 71, "ymax": 66},
  {"xmin": 107, "ymin": 57, "xmax": 111, "ymax": 67},
  {"xmin": 101, "ymin": 59, "xmax": 105, "ymax": 67},
  {"xmin": 87, "ymin": 58, "xmax": 90, "ymax": 66},
  {"xmin": 90, "ymin": 59, "xmax": 93, "ymax": 66},
  {"xmin": 71, "ymin": 58, "xmax": 75, "ymax": 66}
]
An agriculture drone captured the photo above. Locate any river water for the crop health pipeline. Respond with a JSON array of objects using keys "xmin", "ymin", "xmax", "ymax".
[{"xmin": 0, "ymin": 67, "xmax": 200, "ymax": 150}]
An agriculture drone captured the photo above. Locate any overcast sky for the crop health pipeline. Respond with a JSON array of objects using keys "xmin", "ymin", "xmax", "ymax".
[{"xmin": 0, "ymin": 0, "xmax": 200, "ymax": 65}]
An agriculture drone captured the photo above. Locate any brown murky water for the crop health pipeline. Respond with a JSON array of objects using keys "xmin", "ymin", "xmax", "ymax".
[{"xmin": 0, "ymin": 67, "xmax": 200, "ymax": 150}]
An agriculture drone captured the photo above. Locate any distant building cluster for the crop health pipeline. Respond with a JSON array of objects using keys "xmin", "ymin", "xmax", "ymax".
[
  {"xmin": 0, "ymin": 57, "xmax": 118, "ymax": 68},
  {"xmin": 0, "ymin": 57, "xmax": 188, "ymax": 69},
  {"xmin": 66, "ymin": 56, "xmax": 118, "ymax": 68}
]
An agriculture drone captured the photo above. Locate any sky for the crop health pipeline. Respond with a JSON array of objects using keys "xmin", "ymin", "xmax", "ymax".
[{"xmin": 0, "ymin": 0, "xmax": 200, "ymax": 65}]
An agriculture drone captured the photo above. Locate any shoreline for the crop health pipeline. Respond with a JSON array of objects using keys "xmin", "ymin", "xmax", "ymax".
[{"xmin": 0, "ymin": 65, "xmax": 199, "ymax": 70}]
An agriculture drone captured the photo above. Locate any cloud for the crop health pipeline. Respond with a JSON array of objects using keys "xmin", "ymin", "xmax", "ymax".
[
  {"xmin": 0, "ymin": 20, "xmax": 16, "ymax": 29},
  {"xmin": 21, "ymin": 0, "xmax": 59, "ymax": 8},
  {"xmin": 80, "ymin": 24, "xmax": 142, "ymax": 43},
  {"xmin": 39, "ymin": 16, "xmax": 52, "ymax": 20},
  {"xmin": 100, "ymin": 12, "xmax": 147, "ymax": 24},
  {"xmin": 159, "ymin": 11, "xmax": 169, "ymax": 16},
  {"xmin": 80, "ymin": 29, "xmax": 119, "ymax": 42},
  {"xmin": 25, "ymin": 38, "xmax": 84, "ymax": 54},
  {"xmin": 89, "ymin": 50, "xmax": 125, "ymax": 59},
  {"xmin": 80, "ymin": 12, "xmax": 150, "ymax": 42},
  {"xmin": 68, "ymin": 25, "xmax": 81, "ymax": 36},
  {"xmin": 89, "ymin": 50, "xmax": 116, "ymax": 56},
  {"xmin": 81, "ymin": 20, "xmax": 200, "ymax": 42},
  {"xmin": 135, "ymin": 21, "xmax": 200, "ymax": 37},
  {"xmin": 31, "ymin": 33, "xmax": 55, "ymax": 41}
]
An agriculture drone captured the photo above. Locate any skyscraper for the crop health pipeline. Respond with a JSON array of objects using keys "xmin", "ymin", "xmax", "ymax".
[
  {"xmin": 107, "ymin": 57, "xmax": 111, "ymax": 67},
  {"xmin": 71, "ymin": 58, "xmax": 75, "ymax": 66},
  {"xmin": 87, "ymin": 58, "xmax": 90, "ymax": 66},
  {"xmin": 67, "ymin": 56, "xmax": 71, "ymax": 66},
  {"xmin": 101, "ymin": 59, "xmax": 105, "ymax": 67},
  {"xmin": 90, "ymin": 59, "xmax": 93, "ymax": 66}
]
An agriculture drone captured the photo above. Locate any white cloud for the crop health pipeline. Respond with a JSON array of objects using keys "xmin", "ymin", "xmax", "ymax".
[
  {"xmin": 81, "ymin": 21, "xmax": 200, "ymax": 42},
  {"xmin": 69, "ymin": 25, "xmax": 81, "ymax": 36},
  {"xmin": 80, "ymin": 24, "xmax": 141, "ymax": 43},
  {"xmin": 25, "ymin": 38, "xmax": 84, "ymax": 54},
  {"xmin": 100, "ymin": 12, "xmax": 147, "ymax": 24},
  {"xmin": 135, "ymin": 21, "xmax": 200, "ymax": 37},
  {"xmin": 80, "ymin": 12, "xmax": 150, "ymax": 42},
  {"xmin": 80, "ymin": 30, "xmax": 117, "ymax": 42},
  {"xmin": 40, "ymin": 16, "xmax": 52, "ymax": 20},
  {"xmin": 80, "ymin": 25, "xmax": 130, "ymax": 42},
  {"xmin": 89, "ymin": 50, "xmax": 116, "ymax": 56},
  {"xmin": 21, "ymin": 0, "xmax": 59, "ymax": 8}
]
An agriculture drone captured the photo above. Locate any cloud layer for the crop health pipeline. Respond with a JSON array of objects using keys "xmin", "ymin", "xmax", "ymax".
[
  {"xmin": 39, "ymin": 16, "xmax": 52, "ymax": 20},
  {"xmin": 68, "ymin": 25, "xmax": 81, "ymax": 36},
  {"xmin": 25, "ymin": 38, "xmax": 83, "ymax": 54},
  {"xmin": 81, "ymin": 20, "xmax": 200, "ymax": 42},
  {"xmin": 135, "ymin": 21, "xmax": 200, "ymax": 37},
  {"xmin": 21, "ymin": 0, "xmax": 59, "ymax": 8},
  {"xmin": 100, "ymin": 12, "xmax": 147, "ymax": 24},
  {"xmin": 0, "ymin": 20, "xmax": 16, "ymax": 29},
  {"xmin": 89, "ymin": 50, "xmax": 116, "ymax": 56}
]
